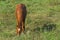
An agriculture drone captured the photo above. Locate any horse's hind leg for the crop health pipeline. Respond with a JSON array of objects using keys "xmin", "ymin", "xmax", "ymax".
[
  {"xmin": 16, "ymin": 23, "xmax": 22, "ymax": 35},
  {"xmin": 16, "ymin": 25, "xmax": 19, "ymax": 35}
]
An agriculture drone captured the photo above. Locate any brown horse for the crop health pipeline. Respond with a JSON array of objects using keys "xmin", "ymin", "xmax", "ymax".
[{"xmin": 15, "ymin": 4, "xmax": 27, "ymax": 35}]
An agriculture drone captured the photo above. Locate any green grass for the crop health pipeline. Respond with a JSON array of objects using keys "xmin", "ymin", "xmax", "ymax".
[{"xmin": 0, "ymin": 0, "xmax": 60, "ymax": 40}]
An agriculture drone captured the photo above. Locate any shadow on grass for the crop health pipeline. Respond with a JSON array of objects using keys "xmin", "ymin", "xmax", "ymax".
[
  {"xmin": 42, "ymin": 23, "xmax": 56, "ymax": 32},
  {"xmin": 30, "ymin": 23, "xmax": 56, "ymax": 33}
]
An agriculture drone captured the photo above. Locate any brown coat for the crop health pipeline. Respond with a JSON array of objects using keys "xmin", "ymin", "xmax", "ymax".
[{"xmin": 15, "ymin": 4, "xmax": 27, "ymax": 35}]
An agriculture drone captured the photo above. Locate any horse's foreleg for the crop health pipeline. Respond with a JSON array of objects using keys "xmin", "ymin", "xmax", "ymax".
[{"xmin": 22, "ymin": 21, "xmax": 25, "ymax": 33}]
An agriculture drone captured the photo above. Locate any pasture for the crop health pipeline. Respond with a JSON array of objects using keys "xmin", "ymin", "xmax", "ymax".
[{"xmin": 0, "ymin": 0, "xmax": 60, "ymax": 40}]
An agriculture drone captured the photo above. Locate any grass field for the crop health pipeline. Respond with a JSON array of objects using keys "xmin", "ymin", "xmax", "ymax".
[{"xmin": 0, "ymin": 0, "xmax": 60, "ymax": 40}]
